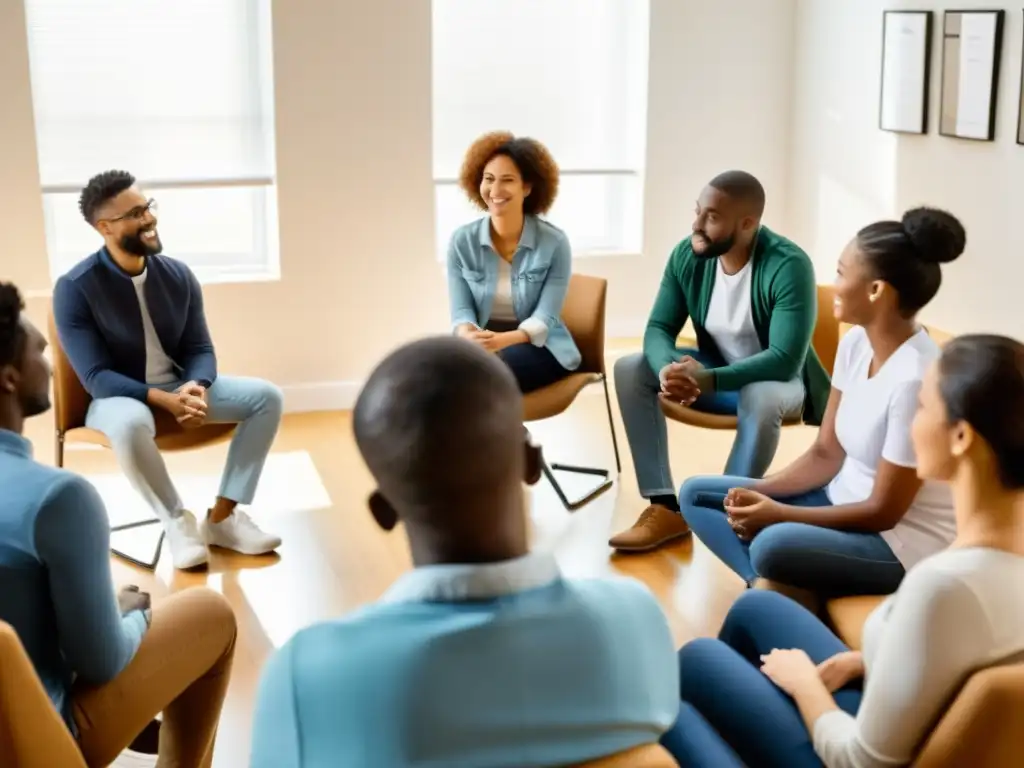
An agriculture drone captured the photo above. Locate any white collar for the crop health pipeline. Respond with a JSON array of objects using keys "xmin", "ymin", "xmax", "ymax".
[{"xmin": 380, "ymin": 552, "xmax": 560, "ymax": 604}]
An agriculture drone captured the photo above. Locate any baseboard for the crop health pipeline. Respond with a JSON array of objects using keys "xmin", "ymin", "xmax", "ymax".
[{"xmin": 281, "ymin": 381, "xmax": 363, "ymax": 413}]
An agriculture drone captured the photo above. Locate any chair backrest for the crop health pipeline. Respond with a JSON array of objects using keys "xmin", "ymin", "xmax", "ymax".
[
  {"xmin": 913, "ymin": 661, "xmax": 1024, "ymax": 767},
  {"xmin": 560, "ymin": 274, "xmax": 608, "ymax": 376},
  {"xmin": 812, "ymin": 284, "xmax": 840, "ymax": 377},
  {"xmin": 0, "ymin": 622, "xmax": 87, "ymax": 767},
  {"xmin": 575, "ymin": 742, "xmax": 678, "ymax": 767},
  {"xmin": 47, "ymin": 312, "xmax": 90, "ymax": 434}
]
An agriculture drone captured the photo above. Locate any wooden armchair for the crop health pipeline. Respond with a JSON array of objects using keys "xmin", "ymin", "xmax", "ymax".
[
  {"xmin": 0, "ymin": 621, "xmax": 87, "ymax": 768},
  {"xmin": 48, "ymin": 313, "xmax": 235, "ymax": 568},
  {"xmin": 575, "ymin": 742, "xmax": 678, "ymax": 767},
  {"xmin": 827, "ymin": 596, "xmax": 1024, "ymax": 767},
  {"xmin": 522, "ymin": 274, "xmax": 621, "ymax": 510},
  {"xmin": 659, "ymin": 285, "xmax": 840, "ymax": 429}
]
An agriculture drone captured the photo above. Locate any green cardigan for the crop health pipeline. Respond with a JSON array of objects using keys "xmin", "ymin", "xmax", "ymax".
[{"xmin": 643, "ymin": 226, "xmax": 831, "ymax": 425}]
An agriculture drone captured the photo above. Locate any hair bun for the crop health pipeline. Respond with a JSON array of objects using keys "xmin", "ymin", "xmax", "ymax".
[{"xmin": 901, "ymin": 207, "xmax": 966, "ymax": 265}]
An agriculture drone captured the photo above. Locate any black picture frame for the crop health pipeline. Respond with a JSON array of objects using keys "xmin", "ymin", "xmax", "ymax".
[
  {"xmin": 879, "ymin": 10, "xmax": 933, "ymax": 134},
  {"xmin": 1017, "ymin": 9, "xmax": 1024, "ymax": 144},
  {"xmin": 939, "ymin": 9, "xmax": 1005, "ymax": 141}
]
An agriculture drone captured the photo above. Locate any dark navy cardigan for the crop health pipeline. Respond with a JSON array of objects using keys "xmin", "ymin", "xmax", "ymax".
[{"xmin": 52, "ymin": 248, "xmax": 217, "ymax": 402}]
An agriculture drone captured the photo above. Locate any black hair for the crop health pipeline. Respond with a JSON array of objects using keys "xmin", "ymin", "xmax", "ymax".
[
  {"xmin": 856, "ymin": 207, "xmax": 966, "ymax": 317},
  {"xmin": 708, "ymin": 170, "xmax": 766, "ymax": 218},
  {"xmin": 78, "ymin": 170, "xmax": 136, "ymax": 225},
  {"xmin": 353, "ymin": 336, "xmax": 522, "ymax": 509},
  {"xmin": 939, "ymin": 334, "xmax": 1024, "ymax": 489},
  {"xmin": 0, "ymin": 282, "xmax": 26, "ymax": 369}
]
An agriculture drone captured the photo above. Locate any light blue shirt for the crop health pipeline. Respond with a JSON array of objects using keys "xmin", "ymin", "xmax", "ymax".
[
  {"xmin": 447, "ymin": 216, "xmax": 582, "ymax": 371},
  {"xmin": 0, "ymin": 429, "xmax": 147, "ymax": 731},
  {"xmin": 250, "ymin": 552, "xmax": 679, "ymax": 767}
]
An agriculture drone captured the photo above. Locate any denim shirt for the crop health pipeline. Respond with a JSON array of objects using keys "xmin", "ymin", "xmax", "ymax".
[{"xmin": 446, "ymin": 215, "xmax": 581, "ymax": 371}]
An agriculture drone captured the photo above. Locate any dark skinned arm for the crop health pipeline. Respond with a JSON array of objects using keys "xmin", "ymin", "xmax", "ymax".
[
  {"xmin": 769, "ymin": 380, "xmax": 926, "ymax": 531},
  {"xmin": 753, "ymin": 387, "xmax": 846, "ymax": 497}
]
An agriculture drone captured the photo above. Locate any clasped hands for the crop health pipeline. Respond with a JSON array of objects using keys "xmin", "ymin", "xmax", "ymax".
[
  {"xmin": 723, "ymin": 487, "xmax": 786, "ymax": 541},
  {"xmin": 658, "ymin": 356, "xmax": 707, "ymax": 407},
  {"xmin": 457, "ymin": 325, "xmax": 525, "ymax": 353},
  {"xmin": 159, "ymin": 380, "xmax": 208, "ymax": 428}
]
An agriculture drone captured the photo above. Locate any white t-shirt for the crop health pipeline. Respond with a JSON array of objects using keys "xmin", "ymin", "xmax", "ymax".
[
  {"xmin": 814, "ymin": 547, "xmax": 1024, "ymax": 768},
  {"xmin": 130, "ymin": 270, "xmax": 178, "ymax": 385},
  {"xmin": 827, "ymin": 326, "xmax": 955, "ymax": 569},
  {"xmin": 703, "ymin": 259, "xmax": 762, "ymax": 364},
  {"xmin": 489, "ymin": 258, "xmax": 516, "ymax": 323}
]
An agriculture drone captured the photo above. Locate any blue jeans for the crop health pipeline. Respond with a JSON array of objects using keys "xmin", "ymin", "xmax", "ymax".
[
  {"xmin": 679, "ymin": 474, "xmax": 905, "ymax": 594},
  {"xmin": 85, "ymin": 376, "xmax": 284, "ymax": 519},
  {"xmin": 613, "ymin": 350, "xmax": 805, "ymax": 497},
  {"xmin": 661, "ymin": 590, "xmax": 863, "ymax": 768}
]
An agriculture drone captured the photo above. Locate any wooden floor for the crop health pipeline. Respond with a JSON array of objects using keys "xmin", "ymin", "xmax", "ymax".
[{"xmin": 22, "ymin": 349, "xmax": 819, "ymax": 767}]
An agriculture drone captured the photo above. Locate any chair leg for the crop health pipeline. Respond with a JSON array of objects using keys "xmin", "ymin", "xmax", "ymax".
[
  {"xmin": 601, "ymin": 376, "xmax": 622, "ymax": 474},
  {"xmin": 54, "ymin": 431, "xmax": 64, "ymax": 469},
  {"xmin": 110, "ymin": 519, "xmax": 166, "ymax": 570},
  {"xmin": 534, "ymin": 374, "xmax": 622, "ymax": 512},
  {"xmin": 542, "ymin": 456, "xmax": 614, "ymax": 512}
]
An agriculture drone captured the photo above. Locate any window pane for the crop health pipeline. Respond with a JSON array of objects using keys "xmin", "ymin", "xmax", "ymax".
[
  {"xmin": 24, "ymin": 0, "xmax": 276, "ymax": 184},
  {"xmin": 44, "ymin": 185, "xmax": 280, "ymax": 281},
  {"xmin": 431, "ymin": 0, "xmax": 649, "ymax": 176},
  {"xmin": 435, "ymin": 173, "xmax": 643, "ymax": 258}
]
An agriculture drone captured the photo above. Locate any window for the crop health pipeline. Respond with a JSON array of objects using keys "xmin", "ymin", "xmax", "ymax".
[
  {"xmin": 431, "ymin": 0, "xmax": 650, "ymax": 260},
  {"xmin": 23, "ymin": 0, "xmax": 279, "ymax": 283}
]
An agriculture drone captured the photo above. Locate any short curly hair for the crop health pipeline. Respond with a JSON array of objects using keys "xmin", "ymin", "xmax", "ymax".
[
  {"xmin": 79, "ymin": 170, "xmax": 136, "ymax": 225},
  {"xmin": 0, "ymin": 282, "xmax": 25, "ymax": 370},
  {"xmin": 458, "ymin": 132, "xmax": 559, "ymax": 216}
]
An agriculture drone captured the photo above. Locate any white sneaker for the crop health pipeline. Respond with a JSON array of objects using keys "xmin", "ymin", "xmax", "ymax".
[
  {"xmin": 202, "ymin": 509, "xmax": 281, "ymax": 555},
  {"xmin": 164, "ymin": 510, "xmax": 209, "ymax": 569}
]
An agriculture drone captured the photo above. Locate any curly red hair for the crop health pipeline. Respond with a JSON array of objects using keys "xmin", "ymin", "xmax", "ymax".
[{"xmin": 458, "ymin": 131, "xmax": 560, "ymax": 215}]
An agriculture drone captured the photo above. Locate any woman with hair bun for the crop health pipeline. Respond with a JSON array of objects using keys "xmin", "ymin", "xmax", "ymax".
[
  {"xmin": 663, "ymin": 332, "xmax": 1024, "ymax": 768},
  {"xmin": 677, "ymin": 208, "xmax": 966, "ymax": 599},
  {"xmin": 445, "ymin": 131, "xmax": 580, "ymax": 393}
]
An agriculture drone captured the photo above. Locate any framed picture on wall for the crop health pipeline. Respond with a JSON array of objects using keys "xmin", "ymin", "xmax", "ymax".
[
  {"xmin": 879, "ymin": 10, "xmax": 933, "ymax": 134},
  {"xmin": 1017, "ymin": 9, "xmax": 1024, "ymax": 144},
  {"xmin": 939, "ymin": 9, "xmax": 1005, "ymax": 141}
]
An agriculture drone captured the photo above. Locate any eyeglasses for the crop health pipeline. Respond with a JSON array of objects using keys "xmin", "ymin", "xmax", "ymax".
[{"xmin": 104, "ymin": 198, "xmax": 158, "ymax": 223}]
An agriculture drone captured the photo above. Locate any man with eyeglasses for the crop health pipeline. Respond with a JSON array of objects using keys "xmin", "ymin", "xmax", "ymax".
[{"xmin": 52, "ymin": 170, "xmax": 283, "ymax": 570}]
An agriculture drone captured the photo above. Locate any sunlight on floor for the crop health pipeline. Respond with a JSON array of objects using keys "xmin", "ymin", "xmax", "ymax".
[{"xmin": 78, "ymin": 450, "xmax": 333, "ymax": 528}]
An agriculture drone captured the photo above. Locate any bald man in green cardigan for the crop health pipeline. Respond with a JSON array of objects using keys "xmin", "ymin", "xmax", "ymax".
[{"xmin": 610, "ymin": 171, "xmax": 830, "ymax": 552}]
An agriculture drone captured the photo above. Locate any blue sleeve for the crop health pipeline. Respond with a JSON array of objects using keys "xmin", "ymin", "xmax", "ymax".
[
  {"xmin": 519, "ymin": 232, "xmax": 571, "ymax": 346},
  {"xmin": 251, "ymin": 640, "xmax": 303, "ymax": 767},
  {"xmin": 178, "ymin": 266, "xmax": 217, "ymax": 387},
  {"xmin": 53, "ymin": 276, "xmax": 150, "ymax": 402},
  {"xmin": 33, "ymin": 475, "xmax": 147, "ymax": 684},
  {"xmin": 446, "ymin": 233, "xmax": 481, "ymax": 331}
]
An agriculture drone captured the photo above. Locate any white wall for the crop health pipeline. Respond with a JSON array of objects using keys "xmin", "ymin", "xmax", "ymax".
[
  {"xmin": 790, "ymin": 0, "xmax": 1024, "ymax": 338},
  {"xmin": 1, "ymin": 0, "xmax": 797, "ymax": 407}
]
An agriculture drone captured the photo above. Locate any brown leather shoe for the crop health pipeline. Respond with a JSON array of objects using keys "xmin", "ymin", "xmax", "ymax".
[{"xmin": 609, "ymin": 504, "xmax": 691, "ymax": 552}]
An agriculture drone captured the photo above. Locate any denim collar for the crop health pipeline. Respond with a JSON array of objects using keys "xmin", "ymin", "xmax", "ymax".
[
  {"xmin": 477, "ymin": 214, "xmax": 538, "ymax": 252},
  {"xmin": 0, "ymin": 429, "xmax": 32, "ymax": 459},
  {"xmin": 380, "ymin": 551, "xmax": 560, "ymax": 604}
]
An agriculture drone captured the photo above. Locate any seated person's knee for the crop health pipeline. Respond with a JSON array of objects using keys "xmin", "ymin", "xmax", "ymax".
[
  {"xmin": 737, "ymin": 383, "xmax": 790, "ymax": 425},
  {"xmin": 748, "ymin": 524, "xmax": 807, "ymax": 581}
]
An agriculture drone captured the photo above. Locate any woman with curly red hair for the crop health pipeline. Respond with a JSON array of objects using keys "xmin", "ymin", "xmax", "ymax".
[{"xmin": 446, "ymin": 131, "xmax": 580, "ymax": 393}]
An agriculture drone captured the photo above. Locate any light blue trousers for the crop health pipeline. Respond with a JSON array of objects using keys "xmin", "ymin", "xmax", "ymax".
[
  {"xmin": 613, "ymin": 350, "xmax": 806, "ymax": 496},
  {"xmin": 85, "ymin": 375, "xmax": 284, "ymax": 519}
]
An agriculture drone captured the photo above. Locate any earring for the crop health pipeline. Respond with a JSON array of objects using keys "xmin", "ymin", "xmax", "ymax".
[{"xmin": 869, "ymin": 294, "xmax": 877, "ymax": 303}]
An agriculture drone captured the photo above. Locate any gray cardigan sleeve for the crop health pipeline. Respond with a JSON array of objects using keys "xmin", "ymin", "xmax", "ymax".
[{"xmin": 33, "ymin": 474, "xmax": 148, "ymax": 684}]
